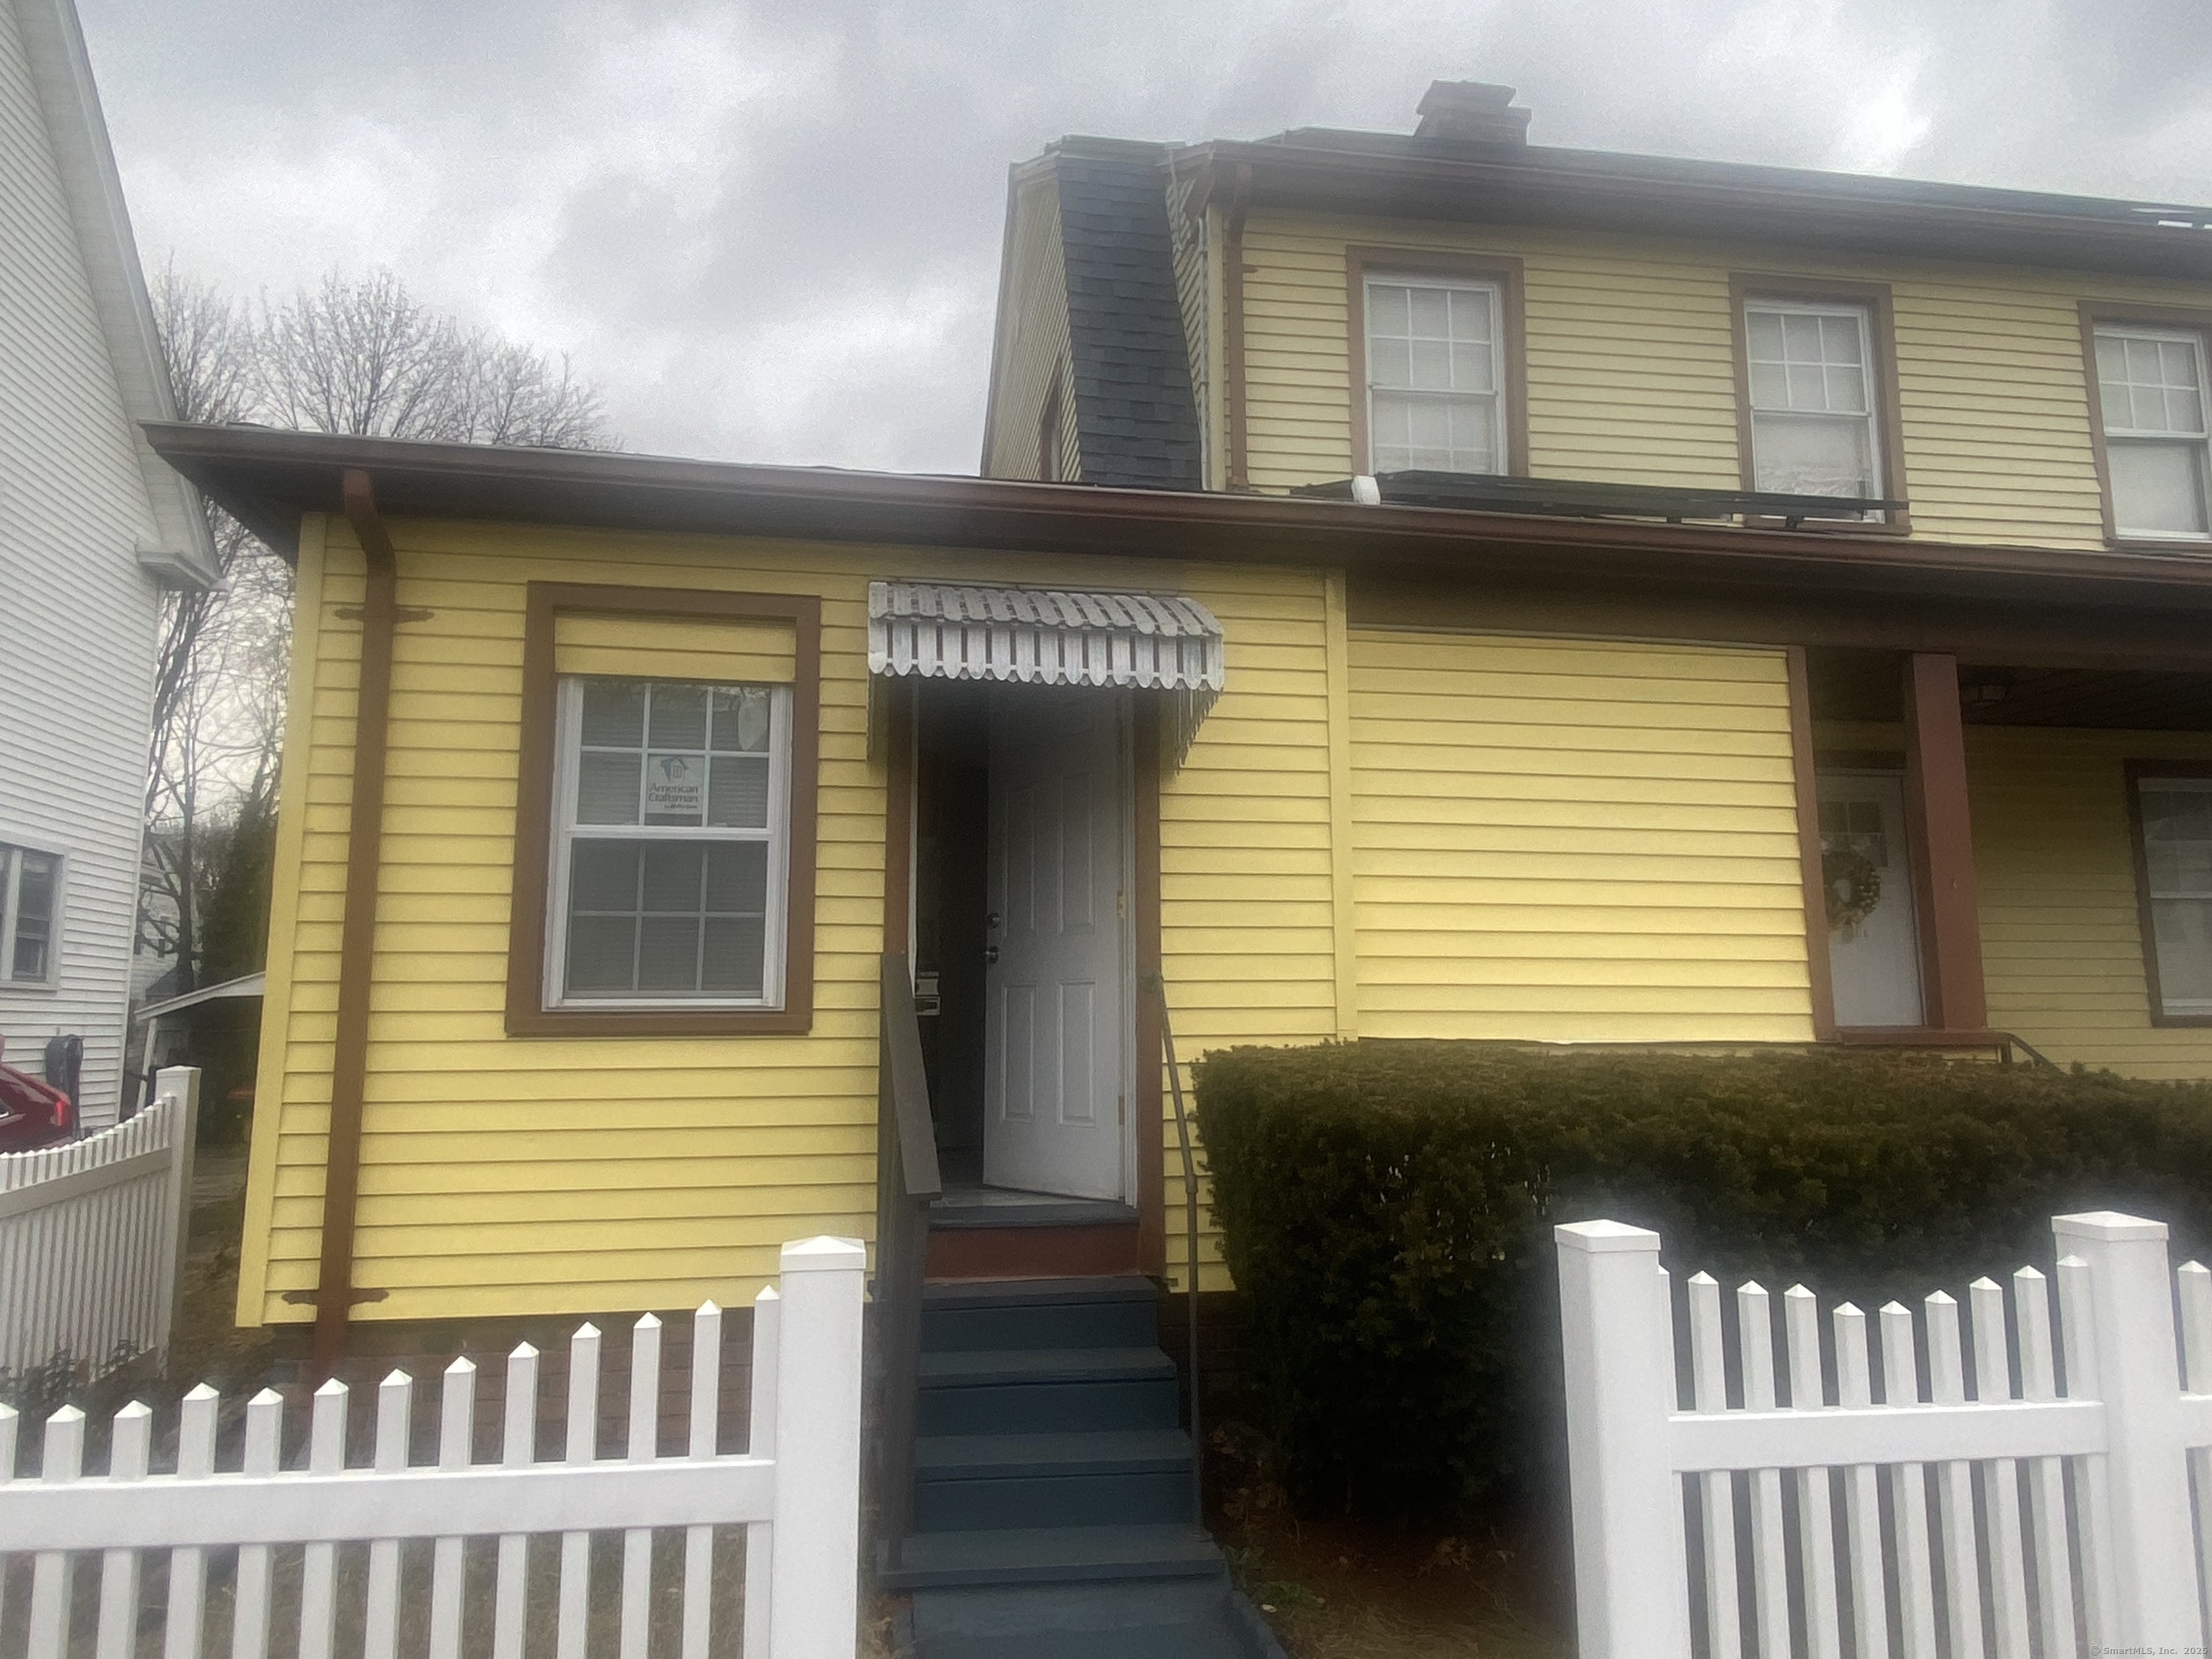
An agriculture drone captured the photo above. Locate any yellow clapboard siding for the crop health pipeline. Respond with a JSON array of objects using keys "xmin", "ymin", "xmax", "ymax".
[
  {"xmin": 1236, "ymin": 210, "xmax": 2212, "ymax": 549},
  {"xmin": 1966, "ymin": 727, "xmax": 2212, "ymax": 1078},
  {"xmin": 553, "ymin": 612, "xmax": 796, "ymax": 682},
  {"xmin": 1348, "ymin": 629, "xmax": 1816, "ymax": 1043},
  {"xmin": 244, "ymin": 512, "xmax": 1343, "ymax": 1320}
]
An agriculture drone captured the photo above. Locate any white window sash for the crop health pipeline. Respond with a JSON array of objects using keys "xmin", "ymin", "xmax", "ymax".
[
  {"xmin": 2096, "ymin": 325, "xmax": 2212, "ymax": 539},
  {"xmin": 1743, "ymin": 297, "xmax": 1887, "ymax": 510},
  {"xmin": 0, "ymin": 839, "xmax": 63, "ymax": 989},
  {"xmin": 543, "ymin": 678, "xmax": 793, "ymax": 1012},
  {"xmin": 1363, "ymin": 274, "xmax": 1506, "ymax": 475},
  {"xmin": 2139, "ymin": 777, "xmax": 2212, "ymax": 1015}
]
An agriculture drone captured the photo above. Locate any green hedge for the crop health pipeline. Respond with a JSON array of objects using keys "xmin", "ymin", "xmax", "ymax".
[{"xmin": 1194, "ymin": 1041, "xmax": 2212, "ymax": 1518}]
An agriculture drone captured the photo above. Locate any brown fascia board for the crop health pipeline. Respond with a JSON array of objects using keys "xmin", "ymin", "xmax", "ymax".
[
  {"xmin": 1167, "ymin": 138, "xmax": 2212, "ymax": 283},
  {"xmin": 141, "ymin": 418, "xmax": 2212, "ymax": 620}
]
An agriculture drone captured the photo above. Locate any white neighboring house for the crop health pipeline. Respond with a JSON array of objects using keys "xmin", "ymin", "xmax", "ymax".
[{"xmin": 0, "ymin": 0, "xmax": 215, "ymax": 1127}]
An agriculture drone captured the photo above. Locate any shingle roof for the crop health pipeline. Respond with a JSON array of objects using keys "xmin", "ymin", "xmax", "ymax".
[{"xmin": 1052, "ymin": 144, "xmax": 1203, "ymax": 491}]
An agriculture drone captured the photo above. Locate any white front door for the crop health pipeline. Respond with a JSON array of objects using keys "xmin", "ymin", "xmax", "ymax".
[
  {"xmin": 1818, "ymin": 772, "xmax": 1925, "ymax": 1028},
  {"xmin": 983, "ymin": 691, "xmax": 1126, "ymax": 1200}
]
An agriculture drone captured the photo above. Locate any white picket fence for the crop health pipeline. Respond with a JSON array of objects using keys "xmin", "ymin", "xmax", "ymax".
[
  {"xmin": 0, "ymin": 1235, "xmax": 866, "ymax": 1659},
  {"xmin": 0, "ymin": 1066, "xmax": 199, "ymax": 1376},
  {"xmin": 1558, "ymin": 1210, "xmax": 2212, "ymax": 1659}
]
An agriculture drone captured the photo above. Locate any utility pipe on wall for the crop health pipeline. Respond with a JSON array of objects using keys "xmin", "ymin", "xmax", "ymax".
[{"xmin": 307, "ymin": 468, "xmax": 400, "ymax": 1377}]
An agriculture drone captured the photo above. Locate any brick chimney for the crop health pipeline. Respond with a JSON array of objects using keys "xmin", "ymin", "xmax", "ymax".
[{"xmin": 1413, "ymin": 81, "xmax": 1532, "ymax": 146}]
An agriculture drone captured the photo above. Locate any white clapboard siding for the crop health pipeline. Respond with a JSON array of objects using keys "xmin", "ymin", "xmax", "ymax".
[
  {"xmin": 1559, "ymin": 1210, "xmax": 2212, "ymax": 1658},
  {"xmin": 0, "ymin": 1066, "xmax": 196, "ymax": 1373},
  {"xmin": 0, "ymin": 1236, "xmax": 866, "ymax": 1659},
  {"xmin": 1, "ymin": 0, "xmax": 212, "ymax": 1130}
]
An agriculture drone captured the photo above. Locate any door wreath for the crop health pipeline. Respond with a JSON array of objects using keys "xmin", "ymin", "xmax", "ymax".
[{"xmin": 1822, "ymin": 845, "xmax": 1883, "ymax": 935}]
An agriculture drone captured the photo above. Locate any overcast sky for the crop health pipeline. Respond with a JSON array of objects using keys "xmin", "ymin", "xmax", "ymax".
[{"xmin": 75, "ymin": 0, "xmax": 2212, "ymax": 476}]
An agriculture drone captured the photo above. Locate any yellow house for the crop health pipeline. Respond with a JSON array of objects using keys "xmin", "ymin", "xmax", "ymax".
[{"xmin": 146, "ymin": 77, "xmax": 2212, "ymax": 1603}]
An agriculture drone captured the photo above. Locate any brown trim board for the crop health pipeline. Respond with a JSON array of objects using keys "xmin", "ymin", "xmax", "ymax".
[
  {"xmin": 1901, "ymin": 652, "xmax": 1987, "ymax": 1030},
  {"xmin": 1223, "ymin": 163, "xmax": 1252, "ymax": 490},
  {"xmin": 1730, "ymin": 273, "xmax": 1911, "ymax": 533},
  {"xmin": 1346, "ymin": 246, "xmax": 1529, "ymax": 480},
  {"xmin": 2077, "ymin": 300, "xmax": 2212, "ymax": 554},
  {"xmin": 1134, "ymin": 703, "xmax": 1166, "ymax": 1277},
  {"xmin": 2123, "ymin": 759, "xmax": 2212, "ymax": 1028},
  {"xmin": 311, "ymin": 469, "xmax": 400, "ymax": 1377},
  {"xmin": 1785, "ymin": 647, "xmax": 1838, "ymax": 1041},
  {"xmin": 503, "ymin": 583, "xmax": 822, "ymax": 1037}
]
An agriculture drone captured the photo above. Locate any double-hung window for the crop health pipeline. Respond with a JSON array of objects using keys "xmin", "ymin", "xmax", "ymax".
[
  {"xmin": 1743, "ymin": 297, "xmax": 1884, "ymax": 510},
  {"xmin": 2135, "ymin": 773, "xmax": 2212, "ymax": 1020},
  {"xmin": 0, "ymin": 842, "xmax": 60, "ymax": 986},
  {"xmin": 1364, "ymin": 276, "xmax": 1505, "ymax": 474},
  {"xmin": 548, "ymin": 677, "xmax": 791, "ymax": 1008},
  {"xmin": 2093, "ymin": 325, "xmax": 2212, "ymax": 539}
]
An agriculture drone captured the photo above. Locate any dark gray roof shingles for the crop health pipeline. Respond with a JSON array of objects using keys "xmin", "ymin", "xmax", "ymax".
[{"xmin": 1053, "ymin": 145, "xmax": 1204, "ymax": 490}]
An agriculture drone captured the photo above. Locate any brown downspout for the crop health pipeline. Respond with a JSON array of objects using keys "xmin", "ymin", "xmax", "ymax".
[
  {"xmin": 1223, "ymin": 162, "xmax": 1253, "ymax": 491},
  {"xmin": 307, "ymin": 468, "xmax": 399, "ymax": 1377}
]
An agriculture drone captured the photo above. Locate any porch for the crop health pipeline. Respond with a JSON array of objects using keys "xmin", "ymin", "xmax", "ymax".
[{"xmin": 1804, "ymin": 649, "xmax": 2212, "ymax": 1073}]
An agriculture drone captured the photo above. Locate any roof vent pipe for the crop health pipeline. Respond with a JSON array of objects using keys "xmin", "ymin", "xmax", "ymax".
[{"xmin": 1413, "ymin": 81, "xmax": 1532, "ymax": 145}]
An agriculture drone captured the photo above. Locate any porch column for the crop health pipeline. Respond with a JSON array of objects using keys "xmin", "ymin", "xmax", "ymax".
[{"xmin": 1901, "ymin": 653, "xmax": 1988, "ymax": 1030}]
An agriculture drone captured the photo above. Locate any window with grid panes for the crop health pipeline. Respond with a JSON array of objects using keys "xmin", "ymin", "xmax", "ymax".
[
  {"xmin": 549, "ymin": 678, "xmax": 790, "ymax": 1007},
  {"xmin": 1364, "ymin": 276, "xmax": 1504, "ymax": 474},
  {"xmin": 2095, "ymin": 326, "xmax": 2212, "ymax": 539},
  {"xmin": 0, "ymin": 842, "xmax": 59, "ymax": 984},
  {"xmin": 2139, "ymin": 778, "xmax": 2212, "ymax": 1016},
  {"xmin": 1743, "ymin": 300, "xmax": 1884, "ymax": 511}
]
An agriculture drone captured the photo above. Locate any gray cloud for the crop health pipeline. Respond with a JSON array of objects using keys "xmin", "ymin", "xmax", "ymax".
[{"xmin": 77, "ymin": 0, "xmax": 2212, "ymax": 474}]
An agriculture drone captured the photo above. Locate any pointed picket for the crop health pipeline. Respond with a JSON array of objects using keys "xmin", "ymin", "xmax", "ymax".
[
  {"xmin": 94, "ymin": 1401, "xmax": 152, "ymax": 1659},
  {"xmin": 1972, "ymin": 1277, "xmax": 2033, "ymax": 1659},
  {"xmin": 1734, "ymin": 1283, "xmax": 1790, "ymax": 1659},
  {"xmin": 2015, "ymin": 1267, "xmax": 2077, "ymax": 1659},
  {"xmin": 1833, "ymin": 1305, "xmax": 1889, "ymax": 1659},
  {"xmin": 29, "ymin": 1404, "xmax": 86, "ymax": 1659},
  {"xmin": 1878, "ymin": 1303, "xmax": 1937, "ymax": 1659},
  {"xmin": 493, "ymin": 1342, "xmax": 539, "ymax": 1659},
  {"xmin": 1784, "ymin": 1286, "xmax": 1843, "ymax": 1659},
  {"xmin": 429, "ymin": 1357, "xmax": 476, "ymax": 1659},
  {"xmin": 1687, "ymin": 1273, "xmax": 1741, "ymax": 1659},
  {"xmin": 557, "ymin": 1322, "xmax": 602, "ymax": 1659},
  {"xmin": 161, "ymin": 1385, "xmax": 219, "ymax": 1659},
  {"xmin": 621, "ymin": 1313, "xmax": 663, "ymax": 1659},
  {"xmin": 745, "ymin": 1286, "xmax": 783, "ymax": 1659},
  {"xmin": 1923, "ymin": 1292, "xmax": 1986, "ymax": 1659},
  {"xmin": 683, "ymin": 1301, "xmax": 724, "ymax": 1659},
  {"xmin": 364, "ymin": 1370, "xmax": 413, "ymax": 1659},
  {"xmin": 297, "ymin": 1379, "xmax": 349, "ymax": 1659}
]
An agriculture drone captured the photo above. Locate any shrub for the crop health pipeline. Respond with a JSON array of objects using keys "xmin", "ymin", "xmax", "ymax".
[{"xmin": 1194, "ymin": 1041, "xmax": 2212, "ymax": 1519}]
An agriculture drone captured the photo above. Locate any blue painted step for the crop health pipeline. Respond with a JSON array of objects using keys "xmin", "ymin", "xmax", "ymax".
[{"xmin": 892, "ymin": 1274, "xmax": 1285, "ymax": 1656}]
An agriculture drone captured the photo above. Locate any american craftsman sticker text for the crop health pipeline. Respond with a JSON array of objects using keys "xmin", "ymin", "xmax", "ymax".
[{"xmin": 647, "ymin": 754, "xmax": 703, "ymax": 819}]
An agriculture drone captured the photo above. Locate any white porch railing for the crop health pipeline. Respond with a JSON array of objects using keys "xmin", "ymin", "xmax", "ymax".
[
  {"xmin": 1557, "ymin": 1210, "xmax": 2212, "ymax": 1658},
  {"xmin": 0, "ymin": 1234, "xmax": 866, "ymax": 1659},
  {"xmin": 0, "ymin": 1065, "xmax": 199, "ymax": 1375}
]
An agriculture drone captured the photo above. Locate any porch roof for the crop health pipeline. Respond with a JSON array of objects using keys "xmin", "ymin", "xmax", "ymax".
[{"xmin": 141, "ymin": 421, "xmax": 2212, "ymax": 672}]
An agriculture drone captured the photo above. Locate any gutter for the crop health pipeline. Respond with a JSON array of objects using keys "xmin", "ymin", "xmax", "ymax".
[{"xmin": 304, "ymin": 467, "xmax": 399, "ymax": 1376}]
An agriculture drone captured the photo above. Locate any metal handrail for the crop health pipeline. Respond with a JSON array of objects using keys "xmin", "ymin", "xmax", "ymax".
[
  {"xmin": 1150, "ymin": 974, "xmax": 1205, "ymax": 1524},
  {"xmin": 873, "ymin": 953, "xmax": 941, "ymax": 1570}
]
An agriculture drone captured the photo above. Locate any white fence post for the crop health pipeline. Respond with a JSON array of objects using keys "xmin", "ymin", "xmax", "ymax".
[
  {"xmin": 767, "ymin": 1236, "xmax": 866, "ymax": 1659},
  {"xmin": 2051, "ymin": 1211, "xmax": 2203, "ymax": 1649},
  {"xmin": 152, "ymin": 1066, "xmax": 201, "ymax": 1362},
  {"xmin": 1556, "ymin": 1220, "xmax": 1691, "ymax": 1659}
]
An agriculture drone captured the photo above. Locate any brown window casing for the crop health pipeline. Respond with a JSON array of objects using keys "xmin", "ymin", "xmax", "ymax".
[
  {"xmin": 2124, "ymin": 759, "xmax": 2212, "ymax": 1028},
  {"xmin": 505, "ymin": 582, "xmax": 822, "ymax": 1037},
  {"xmin": 1730, "ymin": 274, "xmax": 1911, "ymax": 534},
  {"xmin": 2078, "ymin": 301, "xmax": 2212, "ymax": 553},
  {"xmin": 1346, "ymin": 246, "xmax": 1529, "ymax": 479}
]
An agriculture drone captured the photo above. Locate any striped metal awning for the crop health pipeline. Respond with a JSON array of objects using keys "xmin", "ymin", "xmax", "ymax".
[{"xmin": 868, "ymin": 581, "xmax": 1226, "ymax": 762}]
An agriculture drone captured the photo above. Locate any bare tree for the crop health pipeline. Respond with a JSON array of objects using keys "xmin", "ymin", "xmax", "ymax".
[
  {"xmin": 143, "ymin": 265, "xmax": 614, "ymax": 994},
  {"xmin": 256, "ymin": 268, "xmax": 609, "ymax": 447}
]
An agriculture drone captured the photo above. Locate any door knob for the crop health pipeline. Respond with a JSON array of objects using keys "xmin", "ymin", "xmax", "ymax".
[
  {"xmin": 986, "ymin": 912, "xmax": 1002, "ymax": 930},
  {"xmin": 985, "ymin": 945, "xmax": 1000, "ymax": 965}
]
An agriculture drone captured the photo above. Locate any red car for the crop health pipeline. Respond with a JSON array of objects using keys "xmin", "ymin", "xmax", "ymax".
[{"xmin": 0, "ymin": 1037, "xmax": 75, "ymax": 1153}]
